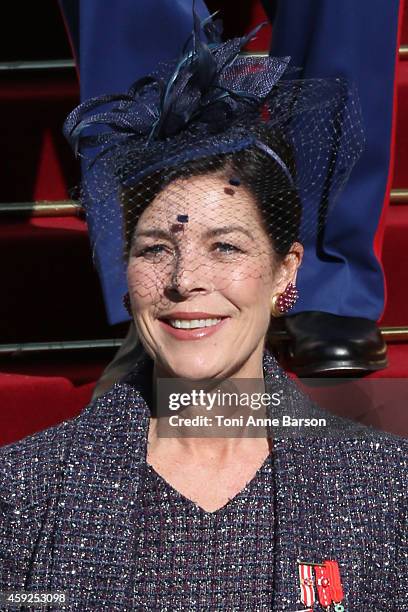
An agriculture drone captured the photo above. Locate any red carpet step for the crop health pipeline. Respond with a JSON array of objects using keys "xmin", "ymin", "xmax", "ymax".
[
  {"xmin": 1, "ymin": 73, "xmax": 79, "ymax": 203},
  {"xmin": 0, "ymin": 373, "xmax": 94, "ymax": 447},
  {"xmin": 393, "ymin": 60, "xmax": 408, "ymax": 188},
  {"xmin": 0, "ymin": 216, "xmax": 127, "ymax": 343},
  {"xmin": 379, "ymin": 205, "xmax": 408, "ymax": 327}
]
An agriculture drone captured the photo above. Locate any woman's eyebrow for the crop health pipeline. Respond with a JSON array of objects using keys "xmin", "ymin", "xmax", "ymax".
[
  {"xmin": 204, "ymin": 225, "xmax": 255, "ymax": 241},
  {"xmin": 134, "ymin": 225, "xmax": 255, "ymax": 241}
]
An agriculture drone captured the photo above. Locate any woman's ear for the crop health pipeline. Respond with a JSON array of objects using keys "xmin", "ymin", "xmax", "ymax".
[{"xmin": 272, "ymin": 242, "xmax": 303, "ymax": 294}]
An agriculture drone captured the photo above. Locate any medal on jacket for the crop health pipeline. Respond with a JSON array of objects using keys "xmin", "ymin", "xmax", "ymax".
[
  {"xmin": 296, "ymin": 559, "xmax": 345, "ymax": 611},
  {"xmin": 316, "ymin": 560, "xmax": 345, "ymax": 611},
  {"xmin": 298, "ymin": 562, "xmax": 316, "ymax": 609}
]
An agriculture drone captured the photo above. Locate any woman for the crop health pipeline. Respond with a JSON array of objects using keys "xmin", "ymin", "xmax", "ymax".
[{"xmin": 1, "ymin": 17, "xmax": 407, "ymax": 611}]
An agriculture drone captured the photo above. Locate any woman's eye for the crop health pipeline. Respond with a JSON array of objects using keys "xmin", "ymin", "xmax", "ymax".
[
  {"xmin": 136, "ymin": 244, "xmax": 172, "ymax": 258},
  {"xmin": 213, "ymin": 242, "xmax": 243, "ymax": 254}
]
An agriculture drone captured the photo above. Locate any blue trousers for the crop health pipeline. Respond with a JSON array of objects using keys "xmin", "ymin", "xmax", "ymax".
[
  {"xmin": 265, "ymin": 0, "xmax": 401, "ymax": 320},
  {"xmin": 61, "ymin": 0, "xmax": 400, "ymax": 324}
]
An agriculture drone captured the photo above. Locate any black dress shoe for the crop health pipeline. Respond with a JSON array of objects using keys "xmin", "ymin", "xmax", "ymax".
[{"xmin": 283, "ymin": 312, "xmax": 388, "ymax": 376}]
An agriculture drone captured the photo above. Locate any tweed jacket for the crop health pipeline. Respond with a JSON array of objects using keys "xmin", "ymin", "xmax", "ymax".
[{"xmin": 0, "ymin": 352, "xmax": 407, "ymax": 611}]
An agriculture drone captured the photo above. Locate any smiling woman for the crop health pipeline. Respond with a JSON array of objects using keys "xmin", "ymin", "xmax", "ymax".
[
  {"xmin": 119, "ymin": 121, "xmax": 304, "ymax": 384},
  {"xmin": 124, "ymin": 146, "xmax": 303, "ymax": 380},
  {"xmin": 1, "ymin": 11, "xmax": 407, "ymax": 612}
]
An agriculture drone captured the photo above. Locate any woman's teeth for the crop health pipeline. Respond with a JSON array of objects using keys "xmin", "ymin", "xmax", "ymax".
[{"xmin": 168, "ymin": 318, "xmax": 223, "ymax": 329}]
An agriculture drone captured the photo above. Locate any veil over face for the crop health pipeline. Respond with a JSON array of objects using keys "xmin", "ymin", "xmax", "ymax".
[{"xmin": 126, "ymin": 170, "xmax": 299, "ymax": 379}]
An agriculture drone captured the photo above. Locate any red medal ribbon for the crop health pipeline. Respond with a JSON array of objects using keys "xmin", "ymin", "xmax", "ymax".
[
  {"xmin": 298, "ymin": 563, "xmax": 316, "ymax": 607},
  {"xmin": 324, "ymin": 560, "xmax": 344, "ymax": 603},
  {"xmin": 314, "ymin": 564, "xmax": 333, "ymax": 608},
  {"xmin": 313, "ymin": 560, "xmax": 344, "ymax": 609}
]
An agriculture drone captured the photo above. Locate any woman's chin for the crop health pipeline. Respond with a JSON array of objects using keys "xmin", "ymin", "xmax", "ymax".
[{"xmin": 159, "ymin": 351, "xmax": 225, "ymax": 380}]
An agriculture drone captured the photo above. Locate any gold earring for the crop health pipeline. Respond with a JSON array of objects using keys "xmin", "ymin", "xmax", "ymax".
[{"xmin": 270, "ymin": 294, "xmax": 283, "ymax": 318}]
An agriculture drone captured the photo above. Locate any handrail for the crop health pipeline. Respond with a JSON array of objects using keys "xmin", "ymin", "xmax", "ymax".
[
  {"xmin": 0, "ymin": 327, "xmax": 407, "ymax": 354},
  {"xmin": 244, "ymin": 48, "xmax": 408, "ymax": 59},
  {"xmin": 1, "ymin": 190, "xmax": 406, "ymax": 219},
  {"xmin": 0, "ymin": 59, "xmax": 75, "ymax": 71},
  {"xmin": 0, "ymin": 201, "xmax": 83, "ymax": 217},
  {"xmin": 390, "ymin": 189, "xmax": 408, "ymax": 204},
  {"xmin": 0, "ymin": 339, "xmax": 122, "ymax": 354},
  {"xmin": 380, "ymin": 326, "xmax": 408, "ymax": 342},
  {"xmin": 1, "ymin": 47, "xmax": 406, "ymax": 72},
  {"xmin": 400, "ymin": 45, "xmax": 408, "ymax": 58}
]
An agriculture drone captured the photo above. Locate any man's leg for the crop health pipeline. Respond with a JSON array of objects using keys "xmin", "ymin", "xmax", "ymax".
[{"xmin": 268, "ymin": 0, "xmax": 401, "ymax": 374}]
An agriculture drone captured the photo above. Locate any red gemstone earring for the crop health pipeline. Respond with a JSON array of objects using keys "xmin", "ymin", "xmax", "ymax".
[
  {"xmin": 122, "ymin": 292, "xmax": 132, "ymax": 316},
  {"xmin": 270, "ymin": 282, "xmax": 299, "ymax": 317}
]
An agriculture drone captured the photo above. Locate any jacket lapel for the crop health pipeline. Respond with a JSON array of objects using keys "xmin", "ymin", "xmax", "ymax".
[
  {"xmin": 46, "ymin": 381, "xmax": 150, "ymax": 610},
  {"xmin": 262, "ymin": 353, "xmax": 360, "ymax": 610},
  {"xmin": 271, "ymin": 437, "xmax": 363, "ymax": 611}
]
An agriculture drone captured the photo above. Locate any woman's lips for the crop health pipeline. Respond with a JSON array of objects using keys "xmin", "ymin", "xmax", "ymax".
[{"xmin": 158, "ymin": 316, "xmax": 230, "ymax": 340}]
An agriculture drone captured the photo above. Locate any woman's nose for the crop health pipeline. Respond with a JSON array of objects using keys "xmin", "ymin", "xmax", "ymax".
[{"xmin": 167, "ymin": 251, "xmax": 214, "ymax": 296}]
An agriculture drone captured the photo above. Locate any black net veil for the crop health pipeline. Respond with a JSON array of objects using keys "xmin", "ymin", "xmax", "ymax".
[{"xmin": 64, "ymin": 14, "xmax": 364, "ymax": 321}]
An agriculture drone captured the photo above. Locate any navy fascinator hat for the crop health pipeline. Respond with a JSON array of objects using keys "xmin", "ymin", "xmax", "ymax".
[{"xmin": 63, "ymin": 5, "xmax": 364, "ymax": 288}]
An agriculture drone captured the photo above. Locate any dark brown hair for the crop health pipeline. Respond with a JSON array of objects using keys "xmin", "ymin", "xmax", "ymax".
[{"xmin": 121, "ymin": 126, "xmax": 302, "ymax": 260}]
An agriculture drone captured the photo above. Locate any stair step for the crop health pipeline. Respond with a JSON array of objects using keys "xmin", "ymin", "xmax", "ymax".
[
  {"xmin": 403, "ymin": 0, "xmax": 408, "ymax": 45},
  {"xmin": 394, "ymin": 61, "xmax": 408, "ymax": 188},
  {"xmin": 0, "ymin": 73, "xmax": 79, "ymax": 202},
  {"xmin": 380, "ymin": 205, "xmax": 408, "ymax": 327},
  {"xmin": 0, "ymin": 347, "xmax": 114, "ymax": 385},
  {"xmin": 0, "ymin": 217, "xmax": 125, "ymax": 343},
  {"xmin": 0, "ymin": 373, "xmax": 95, "ymax": 447}
]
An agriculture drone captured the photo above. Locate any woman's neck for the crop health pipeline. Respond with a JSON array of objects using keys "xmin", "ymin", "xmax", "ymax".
[{"xmin": 148, "ymin": 345, "xmax": 270, "ymax": 460}]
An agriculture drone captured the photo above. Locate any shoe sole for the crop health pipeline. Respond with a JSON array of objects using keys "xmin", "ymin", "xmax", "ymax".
[{"xmin": 289, "ymin": 358, "xmax": 389, "ymax": 377}]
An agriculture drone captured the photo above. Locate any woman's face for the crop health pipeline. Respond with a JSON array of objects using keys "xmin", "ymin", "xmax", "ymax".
[{"xmin": 127, "ymin": 173, "xmax": 302, "ymax": 379}]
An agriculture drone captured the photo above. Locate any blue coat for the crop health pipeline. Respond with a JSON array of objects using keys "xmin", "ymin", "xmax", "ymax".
[{"xmin": 1, "ymin": 352, "xmax": 407, "ymax": 609}]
